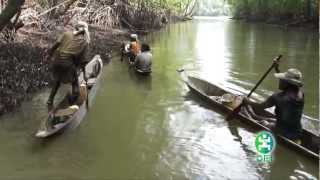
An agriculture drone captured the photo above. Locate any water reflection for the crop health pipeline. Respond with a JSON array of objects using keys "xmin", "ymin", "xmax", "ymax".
[
  {"xmin": 127, "ymin": 67, "xmax": 153, "ymax": 91},
  {"xmin": 0, "ymin": 17, "xmax": 317, "ymax": 179},
  {"xmin": 192, "ymin": 17, "xmax": 318, "ymax": 120},
  {"xmin": 152, "ymin": 17, "xmax": 318, "ymax": 179},
  {"xmin": 195, "ymin": 17, "xmax": 231, "ymax": 85},
  {"xmin": 266, "ymin": 146, "xmax": 318, "ymax": 180}
]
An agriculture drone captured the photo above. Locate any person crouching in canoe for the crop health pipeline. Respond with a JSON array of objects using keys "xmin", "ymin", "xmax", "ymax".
[
  {"xmin": 128, "ymin": 34, "xmax": 141, "ymax": 63},
  {"xmin": 243, "ymin": 68, "xmax": 304, "ymax": 143},
  {"xmin": 132, "ymin": 43, "xmax": 152, "ymax": 74},
  {"xmin": 46, "ymin": 21, "xmax": 90, "ymax": 107}
]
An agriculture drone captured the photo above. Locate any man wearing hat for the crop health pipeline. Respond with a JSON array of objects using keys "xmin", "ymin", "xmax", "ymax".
[
  {"xmin": 244, "ymin": 68, "xmax": 304, "ymax": 142},
  {"xmin": 128, "ymin": 34, "xmax": 141, "ymax": 63},
  {"xmin": 132, "ymin": 43, "xmax": 152, "ymax": 74},
  {"xmin": 46, "ymin": 21, "xmax": 90, "ymax": 106}
]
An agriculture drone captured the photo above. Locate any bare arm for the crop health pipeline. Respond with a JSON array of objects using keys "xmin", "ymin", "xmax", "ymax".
[{"xmin": 79, "ymin": 44, "xmax": 89, "ymax": 81}]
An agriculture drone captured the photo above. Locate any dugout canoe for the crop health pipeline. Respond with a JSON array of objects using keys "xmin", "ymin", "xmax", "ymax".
[
  {"xmin": 35, "ymin": 55, "xmax": 103, "ymax": 138},
  {"xmin": 185, "ymin": 75, "xmax": 319, "ymax": 161}
]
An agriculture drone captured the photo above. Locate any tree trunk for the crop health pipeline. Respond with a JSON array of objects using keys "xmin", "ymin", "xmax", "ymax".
[
  {"xmin": 0, "ymin": 0, "xmax": 4, "ymax": 11},
  {"xmin": 0, "ymin": 0, "xmax": 25, "ymax": 31},
  {"xmin": 61, "ymin": 0, "xmax": 78, "ymax": 15}
]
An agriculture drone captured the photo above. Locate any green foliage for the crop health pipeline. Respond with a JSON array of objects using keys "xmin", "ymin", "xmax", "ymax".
[
  {"xmin": 35, "ymin": 0, "xmax": 49, "ymax": 8},
  {"xmin": 195, "ymin": 0, "xmax": 230, "ymax": 16},
  {"xmin": 128, "ymin": 0, "xmax": 196, "ymax": 14},
  {"xmin": 227, "ymin": 0, "xmax": 318, "ymax": 19}
]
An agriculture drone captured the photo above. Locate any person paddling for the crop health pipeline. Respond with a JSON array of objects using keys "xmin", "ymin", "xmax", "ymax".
[
  {"xmin": 46, "ymin": 21, "xmax": 90, "ymax": 106},
  {"xmin": 243, "ymin": 68, "xmax": 304, "ymax": 143},
  {"xmin": 133, "ymin": 43, "xmax": 152, "ymax": 74}
]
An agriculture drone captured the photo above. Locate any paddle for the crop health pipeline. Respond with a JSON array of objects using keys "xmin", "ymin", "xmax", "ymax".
[
  {"xmin": 226, "ymin": 55, "xmax": 282, "ymax": 121},
  {"xmin": 83, "ymin": 69, "xmax": 89, "ymax": 110},
  {"xmin": 120, "ymin": 47, "xmax": 124, "ymax": 62}
]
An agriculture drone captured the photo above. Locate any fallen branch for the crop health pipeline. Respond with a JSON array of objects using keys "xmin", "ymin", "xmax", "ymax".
[
  {"xmin": 120, "ymin": 17, "xmax": 135, "ymax": 30},
  {"xmin": 36, "ymin": 0, "xmax": 73, "ymax": 18}
]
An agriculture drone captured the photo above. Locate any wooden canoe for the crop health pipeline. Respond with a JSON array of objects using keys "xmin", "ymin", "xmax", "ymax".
[
  {"xmin": 184, "ymin": 75, "xmax": 319, "ymax": 161},
  {"xmin": 35, "ymin": 55, "xmax": 104, "ymax": 138}
]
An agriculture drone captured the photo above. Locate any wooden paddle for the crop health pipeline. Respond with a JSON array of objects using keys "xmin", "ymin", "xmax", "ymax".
[
  {"xmin": 226, "ymin": 55, "xmax": 282, "ymax": 121},
  {"xmin": 120, "ymin": 45, "xmax": 124, "ymax": 62},
  {"xmin": 83, "ymin": 69, "xmax": 89, "ymax": 110}
]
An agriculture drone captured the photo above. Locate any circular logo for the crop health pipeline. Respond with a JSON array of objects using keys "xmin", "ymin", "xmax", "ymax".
[{"xmin": 255, "ymin": 131, "xmax": 276, "ymax": 155}]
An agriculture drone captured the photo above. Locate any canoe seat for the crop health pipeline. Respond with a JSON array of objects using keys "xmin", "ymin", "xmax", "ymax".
[
  {"xmin": 209, "ymin": 96, "xmax": 221, "ymax": 102},
  {"xmin": 210, "ymin": 94, "xmax": 243, "ymax": 110},
  {"xmin": 54, "ymin": 105, "xmax": 79, "ymax": 117}
]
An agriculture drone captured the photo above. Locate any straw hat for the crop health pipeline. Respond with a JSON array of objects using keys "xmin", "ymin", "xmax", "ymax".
[{"xmin": 274, "ymin": 68, "xmax": 303, "ymax": 87}]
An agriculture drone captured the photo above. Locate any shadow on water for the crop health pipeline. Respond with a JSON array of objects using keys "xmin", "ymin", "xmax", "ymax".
[
  {"xmin": 127, "ymin": 67, "xmax": 153, "ymax": 91},
  {"xmin": 30, "ymin": 135, "xmax": 60, "ymax": 153},
  {"xmin": 184, "ymin": 91, "xmax": 255, "ymax": 146}
]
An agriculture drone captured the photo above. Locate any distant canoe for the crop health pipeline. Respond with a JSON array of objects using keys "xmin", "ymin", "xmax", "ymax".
[
  {"xmin": 35, "ymin": 55, "xmax": 104, "ymax": 138},
  {"xmin": 184, "ymin": 75, "xmax": 319, "ymax": 162}
]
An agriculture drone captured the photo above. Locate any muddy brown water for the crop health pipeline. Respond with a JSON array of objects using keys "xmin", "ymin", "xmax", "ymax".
[{"xmin": 0, "ymin": 17, "xmax": 318, "ymax": 179}]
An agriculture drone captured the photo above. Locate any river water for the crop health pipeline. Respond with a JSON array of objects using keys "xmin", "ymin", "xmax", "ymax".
[{"xmin": 0, "ymin": 17, "xmax": 318, "ymax": 179}]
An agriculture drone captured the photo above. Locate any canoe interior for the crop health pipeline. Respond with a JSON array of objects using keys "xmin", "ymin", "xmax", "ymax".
[{"xmin": 186, "ymin": 76, "xmax": 319, "ymax": 161}]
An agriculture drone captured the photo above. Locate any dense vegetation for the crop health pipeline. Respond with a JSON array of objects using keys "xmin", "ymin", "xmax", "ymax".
[
  {"xmin": 194, "ymin": 0, "xmax": 230, "ymax": 16},
  {"xmin": 0, "ymin": 0, "xmax": 197, "ymax": 33},
  {"xmin": 227, "ymin": 0, "xmax": 318, "ymax": 25}
]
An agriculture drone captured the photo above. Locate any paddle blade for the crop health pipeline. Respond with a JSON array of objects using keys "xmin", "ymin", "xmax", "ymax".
[
  {"xmin": 85, "ymin": 87, "xmax": 89, "ymax": 110},
  {"xmin": 86, "ymin": 98, "xmax": 89, "ymax": 109},
  {"xmin": 226, "ymin": 104, "xmax": 242, "ymax": 121}
]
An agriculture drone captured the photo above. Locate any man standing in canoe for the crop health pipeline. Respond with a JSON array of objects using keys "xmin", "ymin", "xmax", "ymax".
[
  {"xmin": 46, "ymin": 21, "xmax": 90, "ymax": 106},
  {"xmin": 128, "ymin": 34, "xmax": 141, "ymax": 63},
  {"xmin": 243, "ymin": 68, "xmax": 304, "ymax": 142}
]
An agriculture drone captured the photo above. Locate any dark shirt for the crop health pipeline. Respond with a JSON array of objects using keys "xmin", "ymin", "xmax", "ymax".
[
  {"xmin": 134, "ymin": 51, "xmax": 152, "ymax": 72},
  {"xmin": 54, "ymin": 32, "xmax": 89, "ymax": 67},
  {"xmin": 261, "ymin": 90, "xmax": 304, "ymax": 139}
]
